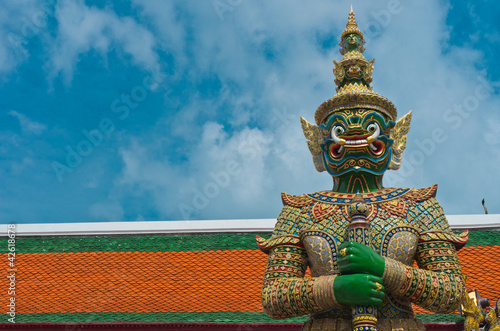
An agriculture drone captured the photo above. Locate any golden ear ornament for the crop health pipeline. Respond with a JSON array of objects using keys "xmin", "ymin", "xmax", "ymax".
[
  {"xmin": 388, "ymin": 110, "xmax": 412, "ymax": 170},
  {"xmin": 300, "ymin": 116, "xmax": 326, "ymax": 172}
]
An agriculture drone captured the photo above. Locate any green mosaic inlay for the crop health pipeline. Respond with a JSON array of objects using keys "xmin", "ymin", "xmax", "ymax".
[
  {"xmin": 0, "ymin": 312, "xmax": 462, "ymax": 324},
  {"xmin": 0, "ymin": 312, "xmax": 309, "ymax": 323},
  {"xmin": 0, "ymin": 229, "xmax": 497, "ymax": 254}
]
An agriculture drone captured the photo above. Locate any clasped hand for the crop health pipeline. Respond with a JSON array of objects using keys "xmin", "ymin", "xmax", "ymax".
[
  {"xmin": 337, "ymin": 241, "xmax": 385, "ymax": 277},
  {"xmin": 333, "ymin": 241, "xmax": 386, "ymax": 307}
]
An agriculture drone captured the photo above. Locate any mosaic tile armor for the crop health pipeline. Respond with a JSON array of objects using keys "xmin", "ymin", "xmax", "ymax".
[{"xmin": 258, "ymin": 186, "xmax": 468, "ymax": 330}]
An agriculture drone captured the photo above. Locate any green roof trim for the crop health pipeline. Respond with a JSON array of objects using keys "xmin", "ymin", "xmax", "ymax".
[
  {"xmin": 0, "ymin": 312, "xmax": 308, "ymax": 323},
  {"xmin": 0, "ymin": 232, "xmax": 270, "ymax": 254},
  {"xmin": 1, "ymin": 229, "xmax": 498, "ymax": 254},
  {"xmin": 464, "ymin": 230, "xmax": 500, "ymax": 247},
  {"xmin": 416, "ymin": 313, "xmax": 464, "ymax": 323},
  {"xmin": 0, "ymin": 312, "xmax": 463, "ymax": 324}
]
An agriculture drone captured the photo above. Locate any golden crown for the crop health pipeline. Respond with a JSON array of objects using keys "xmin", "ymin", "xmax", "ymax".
[{"xmin": 314, "ymin": 7, "xmax": 397, "ymax": 125}]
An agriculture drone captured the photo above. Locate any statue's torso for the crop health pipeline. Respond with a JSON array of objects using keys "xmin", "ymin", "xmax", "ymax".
[
  {"xmin": 256, "ymin": 184, "xmax": 463, "ymax": 330},
  {"xmin": 280, "ymin": 186, "xmax": 446, "ymax": 321}
]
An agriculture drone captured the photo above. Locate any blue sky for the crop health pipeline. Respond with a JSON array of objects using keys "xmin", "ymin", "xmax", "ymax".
[{"xmin": 1, "ymin": 0, "xmax": 499, "ymax": 224}]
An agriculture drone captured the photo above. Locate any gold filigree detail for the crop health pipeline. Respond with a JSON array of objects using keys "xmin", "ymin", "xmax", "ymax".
[
  {"xmin": 462, "ymin": 283, "xmax": 484, "ymax": 331},
  {"xmin": 386, "ymin": 230, "xmax": 418, "ymax": 265},
  {"xmin": 313, "ymin": 275, "xmax": 339, "ymax": 310},
  {"xmin": 420, "ymin": 230, "xmax": 469, "ymax": 250},
  {"xmin": 405, "ymin": 184, "xmax": 437, "ymax": 202},
  {"xmin": 379, "ymin": 198, "xmax": 409, "ymax": 217},
  {"xmin": 388, "ymin": 110, "xmax": 412, "ymax": 170},
  {"xmin": 333, "ymin": 52, "xmax": 375, "ymax": 89},
  {"xmin": 341, "ymin": 6, "xmax": 363, "ymax": 40},
  {"xmin": 315, "ymin": 91, "xmax": 397, "ymax": 125},
  {"xmin": 282, "ymin": 192, "xmax": 314, "ymax": 208},
  {"xmin": 301, "ymin": 234, "xmax": 337, "ymax": 276},
  {"xmin": 311, "ymin": 202, "xmax": 340, "ymax": 222},
  {"xmin": 300, "ymin": 116, "xmax": 326, "ymax": 172}
]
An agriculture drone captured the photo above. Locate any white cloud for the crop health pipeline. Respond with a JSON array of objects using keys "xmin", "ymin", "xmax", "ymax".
[
  {"xmin": 8, "ymin": 110, "xmax": 47, "ymax": 135},
  {"xmin": 112, "ymin": 0, "xmax": 500, "ymax": 218},
  {"xmin": 48, "ymin": 0, "xmax": 158, "ymax": 83},
  {"xmin": 113, "ymin": 122, "xmax": 276, "ymax": 220},
  {"xmin": 0, "ymin": 132, "xmax": 21, "ymax": 154},
  {"xmin": 133, "ymin": 0, "xmax": 186, "ymax": 61},
  {"xmin": 0, "ymin": 1, "xmax": 51, "ymax": 74}
]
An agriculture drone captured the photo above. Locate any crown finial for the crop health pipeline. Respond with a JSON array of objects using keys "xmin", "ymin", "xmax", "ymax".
[
  {"xmin": 313, "ymin": 8, "xmax": 398, "ymax": 125},
  {"xmin": 341, "ymin": 6, "xmax": 363, "ymax": 40}
]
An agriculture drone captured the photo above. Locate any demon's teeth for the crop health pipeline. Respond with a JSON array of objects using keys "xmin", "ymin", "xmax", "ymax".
[
  {"xmin": 345, "ymin": 139, "xmax": 367, "ymax": 145},
  {"xmin": 369, "ymin": 143, "xmax": 378, "ymax": 151},
  {"xmin": 338, "ymin": 146, "xmax": 343, "ymax": 153}
]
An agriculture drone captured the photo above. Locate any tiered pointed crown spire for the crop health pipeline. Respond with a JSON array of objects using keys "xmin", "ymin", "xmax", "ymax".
[
  {"xmin": 314, "ymin": 7, "xmax": 397, "ymax": 125},
  {"xmin": 341, "ymin": 5, "xmax": 364, "ymax": 41}
]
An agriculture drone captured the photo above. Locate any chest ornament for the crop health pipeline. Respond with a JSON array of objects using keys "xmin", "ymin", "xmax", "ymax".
[
  {"xmin": 300, "ymin": 230, "xmax": 339, "ymax": 277},
  {"xmin": 307, "ymin": 187, "xmax": 411, "ymax": 205}
]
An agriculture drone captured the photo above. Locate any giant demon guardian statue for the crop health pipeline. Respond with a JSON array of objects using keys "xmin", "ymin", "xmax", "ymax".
[{"xmin": 257, "ymin": 8, "xmax": 468, "ymax": 331}]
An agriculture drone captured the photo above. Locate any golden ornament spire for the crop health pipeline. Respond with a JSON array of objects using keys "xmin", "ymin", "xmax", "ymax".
[
  {"xmin": 341, "ymin": 5, "xmax": 363, "ymax": 40},
  {"xmin": 313, "ymin": 8, "xmax": 398, "ymax": 125}
]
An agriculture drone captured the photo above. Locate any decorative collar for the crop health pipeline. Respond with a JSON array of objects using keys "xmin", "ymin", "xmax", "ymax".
[{"xmin": 306, "ymin": 188, "xmax": 411, "ymax": 205}]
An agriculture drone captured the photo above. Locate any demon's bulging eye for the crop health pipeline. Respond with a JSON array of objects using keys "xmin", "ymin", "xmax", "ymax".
[
  {"xmin": 367, "ymin": 123, "xmax": 379, "ymax": 133},
  {"xmin": 331, "ymin": 125, "xmax": 344, "ymax": 138}
]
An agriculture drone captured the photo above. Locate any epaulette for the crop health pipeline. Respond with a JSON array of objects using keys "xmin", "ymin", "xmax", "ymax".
[
  {"xmin": 257, "ymin": 193, "xmax": 312, "ymax": 254},
  {"xmin": 281, "ymin": 192, "xmax": 314, "ymax": 208},
  {"xmin": 419, "ymin": 229, "xmax": 469, "ymax": 251},
  {"xmin": 404, "ymin": 184, "xmax": 438, "ymax": 202},
  {"xmin": 256, "ymin": 234, "xmax": 303, "ymax": 254}
]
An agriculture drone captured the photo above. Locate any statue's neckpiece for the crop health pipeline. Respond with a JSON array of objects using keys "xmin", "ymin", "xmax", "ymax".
[{"xmin": 307, "ymin": 188, "xmax": 411, "ymax": 205}]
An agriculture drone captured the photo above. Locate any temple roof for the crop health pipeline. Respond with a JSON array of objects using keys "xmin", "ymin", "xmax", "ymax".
[{"xmin": 1, "ymin": 219, "xmax": 500, "ymax": 327}]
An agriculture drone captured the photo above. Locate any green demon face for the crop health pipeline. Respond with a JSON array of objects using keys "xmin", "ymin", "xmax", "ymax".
[
  {"xmin": 343, "ymin": 33, "xmax": 361, "ymax": 52},
  {"xmin": 320, "ymin": 109, "xmax": 395, "ymax": 176}
]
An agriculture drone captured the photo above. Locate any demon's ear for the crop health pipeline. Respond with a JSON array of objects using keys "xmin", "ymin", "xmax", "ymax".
[
  {"xmin": 388, "ymin": 110, "xmax": 412, "ymax": 170},
  {"xmin": 300, "ymin": 116, "xmax": 326, "ymax": 172}
]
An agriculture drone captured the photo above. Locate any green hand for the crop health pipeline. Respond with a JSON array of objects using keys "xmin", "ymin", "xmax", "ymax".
[
  {"xmin": 337, "ymin": 241, "xmax": 385, "ymax": 277},
  {"xmin": 333, "ymin": 274, "xmax": 385, "ymax": 307}
]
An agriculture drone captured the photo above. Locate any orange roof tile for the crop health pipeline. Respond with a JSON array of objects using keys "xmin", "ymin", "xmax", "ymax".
[{"xmin": 1, "ymin": 231, "xmax": 499, "ymax": 323}]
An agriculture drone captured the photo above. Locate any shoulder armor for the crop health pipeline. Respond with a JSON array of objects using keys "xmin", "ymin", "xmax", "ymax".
[
  {"xmin": 281, "ymin": 192, "xmax": 314, "ymax": 208},
  {"xmin": 257, "ymin": 195, "xmax": 312, "ymax": 254},
  {"xmin": 256, "ymin": 234, "xmax": 303, "ymax": 254},
  {"xmin": 419, "ymin": 229, "xmax": 469, "ymax": 251},
  {"xmin": 405, "ymin": 184, "xmax": 438, "ymax": 202}
]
